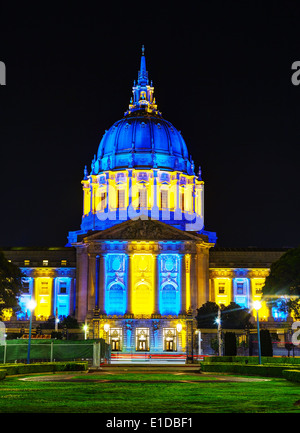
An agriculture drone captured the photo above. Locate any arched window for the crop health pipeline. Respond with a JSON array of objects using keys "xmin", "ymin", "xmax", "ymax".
[
  {"xmin": 106, "ymin": 283, "xmax": 125, "ymax": 315},
  {"xmin": 134, "ymin": 283, "xmax": 152, "ymax": 315},
  {"xmin": 160, "ymin": 284, "xmax": 178, "ymax": 315}
]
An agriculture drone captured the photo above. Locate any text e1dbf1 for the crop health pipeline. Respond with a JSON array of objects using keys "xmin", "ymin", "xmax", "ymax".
[{"xmin": 0, "ymin": 61, "xmax": 6, "ymax": 85}]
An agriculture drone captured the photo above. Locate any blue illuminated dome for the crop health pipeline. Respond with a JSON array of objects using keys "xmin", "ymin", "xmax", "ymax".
[{"xmin": 90, "ymin": 47, "xmax": 195, "ymax": 175}]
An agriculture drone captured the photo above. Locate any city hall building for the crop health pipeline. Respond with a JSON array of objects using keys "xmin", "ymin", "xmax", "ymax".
[{"xmin": 2, "ymin": 49, "xmax": 290, "ymax": 355}]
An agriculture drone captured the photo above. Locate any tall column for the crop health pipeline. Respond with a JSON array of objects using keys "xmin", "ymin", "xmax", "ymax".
[
  {"xmin": 189, "ymin": 253, "xmax": 197, "ymax": 312},
  {"xmin": 87, "ymin": 253, "xmax": 96, "ymax": 312},
  {"xmin": 196, "ymin": 246, "xmax": 210, "ymax": 307},
  {"xmin": 128, "ymin": 169, "xmax": 133, "ymax": 208},
  {"xmin": 210, "ymin": 276, "xmax": 215, "ymax": 302},
  {"xmin": 52, "ymin": 277, "xmax": 57, "ymax": 317},
  {"xmin": 154, "ymin": 253, "xmax": 160, "ymax": 314},
  {"xmin": 71, "ymin": 277, "xmax": 76, "ymax": 317},
  {"xmin": 126, "ymin": 254, "xmax": 133, "ymax": 315},
  {"xmin": 181, "ymin": 254, "xmax": 186, "ymax": 314},
  {"xmin": 95, "ymin": 255, "xmax": 100, "ymax": 310},
  {"xmin": 192, "ymin": 177, "xmax": 196, "ymax": 214},
  {"xmin": 174, "ymin": 173, "xmax": 181, "ymax": 219},
  {"xmin": 99, "ymin": 254, "xmax": 105, "ymax": 313},
  {"xmin": 151, "ymin": 169, "xmax": 159, "ymax": 220},
  {"xmin": 185, "ymin": 254, "xmax": 191, "ymax": 311},
  {"xmin": 75, "ymin": 246, "xmax": 89, "ymax": 322},
  {"xmin": 231, "ymin": 277, "xmax": 235, "ymax": 304},
  {"xmin": 49, "ymin": 277, "xmax": 54, "ymax": 319}
]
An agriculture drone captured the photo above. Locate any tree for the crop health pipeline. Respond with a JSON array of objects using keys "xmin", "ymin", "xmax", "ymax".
[
  {"xmin": 0, "ymin": 250, "xmax": 24, "ymax": 317},
  {"xmin": 196, "ymin": 301, "xmax": 252, "ymax": 330},
  {"xmin": 195, "ymin": 301, "xmax": 219, "ymax": 329},
  {"xmin": 285, "ymin": 342, "xmax": 295, "ymax": 358},
  {"xmin": 40, "ymin": 315, "xmax": 80, "ymax": 329},
  {"xmin": 263, "ymin": 247, "xmax": 300, "ymax": 318},
  {"xmin": 221, "ymin": 302, "xmax": 252, "ymax": 330}
]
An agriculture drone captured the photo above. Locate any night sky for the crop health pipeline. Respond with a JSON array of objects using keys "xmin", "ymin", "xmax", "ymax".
[{"xmin": 1, "ymin": 2, "xmax": 300, "ymax": 249}]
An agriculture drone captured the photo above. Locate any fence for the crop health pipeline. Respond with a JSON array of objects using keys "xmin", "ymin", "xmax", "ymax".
[{"xmin": 0, "ymin": 339, "xmax": 111, "ymax": 365}]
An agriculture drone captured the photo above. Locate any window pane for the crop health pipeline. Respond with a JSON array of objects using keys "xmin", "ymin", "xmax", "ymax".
[
  {"xmin": 161, "ymin": 190, "xmax": 168, "ymax": 208},
  {"xmin": 139, "ymin": 189, "xmax": 147, "ymax": 207},
  {"xmin": 118, "ymin": 189, "xmax": 125, "ymax": 208}
]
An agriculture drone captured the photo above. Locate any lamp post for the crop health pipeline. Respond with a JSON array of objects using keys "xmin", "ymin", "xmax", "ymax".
[
  {"xmin": 253, "ymin": 301, "xmax": 262, "ymax": 365},
  {"xmin": 26, "ymin": 299, "xmax": 37, "ymax": 364},
  {"xmin": 55, "ymin": 307, "xmax": 59, "ymax": 332},
  {"xmin": 215, "ymin": 307, "xmax": 222, "ymax": 356},
  {"xmin": 83, "ymin": 324, "xmax": 89, "ymax": 340},
  {"xmin": 195, "ymin": 329, "xmax": 202, "ymax": 360}
]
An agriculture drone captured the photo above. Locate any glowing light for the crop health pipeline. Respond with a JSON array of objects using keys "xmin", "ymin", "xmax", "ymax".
[
  {"xmin": 253, "ymin": 300, "xmax": 262, "ymax": 311},
  {"xmin": 105, "ymin": 253, "xmax": 127, "ymax": 315},
  {"xmin": 104, "ymin": 323, "xmax": 110, "ymax": 333},
  {"xmin": 35, "ymin": 277, "xmax": 52, "ymax": 319},
  {"xmin": 79, "ymin": 168, "xmax": 206, "ymax": 234},
  {"xmin": 131, "ymin": 253, "xmax": 154, "ymax": 316},
  {"xmin": 215, "ymin": 278, "xmax": 232, "ymax": 306},
  {"xmin": 185, "ymin": 254, "xmax": 191, "ymax": 311},
  {"xmin": 26, "ymin": 299, "xmax": 37, "ymax": 312},
  {"xmin": 83, "ymin": 324, "xmax": 89, "ymax": 340},
  {"xmin": 176, "ymin": 323, "xmax": 182, "ymax": 332},
  {"xmin": 159, "ymin": 254, "xmax": 181, "ymax": 315}
]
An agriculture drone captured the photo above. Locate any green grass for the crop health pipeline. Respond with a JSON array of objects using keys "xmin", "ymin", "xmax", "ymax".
[{"xmin": 0, "ymin": 372, "xmax": 300, "ymax": 413}]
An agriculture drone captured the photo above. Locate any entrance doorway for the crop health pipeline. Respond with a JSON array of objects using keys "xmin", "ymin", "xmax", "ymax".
[
  {"xmin": 165, "ymin": 340, "xmax": 174, "ymax": 351},
  {"xmin": 110, "ymin": 328, "xmax": 122, "ymax": 351},
  {"xmin": 111, "ymin": 340, "xmax": 120, "ymax": 351},
  {"xmin": 163, "ymin": 328, "xmax": 177, "ymax": 352},
  {"xmin": 136, "ymin": 328, "xmax": 150, "ymax": 351}
]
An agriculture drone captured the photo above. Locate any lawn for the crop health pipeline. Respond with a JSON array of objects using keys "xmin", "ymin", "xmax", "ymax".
[{"xmin": 0, "ymin": 372, "xmax": 300, "ymax": 413}]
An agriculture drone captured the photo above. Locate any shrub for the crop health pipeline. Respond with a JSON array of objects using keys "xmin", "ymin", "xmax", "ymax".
[
  {"xmin": 200, "ymin": 362, "xmax": 287, "ymax": 377},
  {"xmin": 260, "ymin": 329, "xmax": 273, "ymax": 357},
  {"xmin": 203, "ymin": 356, "xmax": 300, "ymax": 365},
  {"xmin": 282, "ymin": 369, "xmax": 300, "ymax": 383},
  {"xmin": 1, "ymin": 361, "xmax": 88, "ymax": 376},
  {"xmin": 224, "ymin": 332, "xmax": 237, "ymax": 356}
]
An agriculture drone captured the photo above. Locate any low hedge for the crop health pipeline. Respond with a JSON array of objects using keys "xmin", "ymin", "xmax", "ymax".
[
  {"xmin": 200, "ymin": 362, "xmax": 291, "ymax": 377},
  {"xmin": 0, "ymin": 369, "xmax": 6, "ymax": 380},
  {"xmin": 282, "ymin": 369, "xmax": 300, "ymax": 383},
  {"xmin": 204, "ymin": 356, "xmax": 300, "ymax": 365},
  {"xmin": 0, "ymin": 361, "xmax": 88, "ymax": 377}
]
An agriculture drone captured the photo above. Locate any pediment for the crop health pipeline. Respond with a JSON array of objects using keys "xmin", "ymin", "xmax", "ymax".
[{"xmin": 83, "ymin": 218, "xmax": 207, "ymax": 242}]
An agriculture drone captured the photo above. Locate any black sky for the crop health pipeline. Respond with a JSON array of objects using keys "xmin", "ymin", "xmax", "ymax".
[{"xmin": 1, "ymin": 1, "xmax": 300, "ymax": 249}]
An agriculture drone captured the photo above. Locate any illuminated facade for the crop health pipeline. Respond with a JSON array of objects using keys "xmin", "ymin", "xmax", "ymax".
[
  {"xmin": 1, "ymin": 48, "xmax": 291, "ymax": 354},
  {"xmin": 1, "ymin": 248, "xmax": 76, "ymax": 322},
  {"xmin": 66, "ymin": 48, "xmax": 216, "ymax": 354}
]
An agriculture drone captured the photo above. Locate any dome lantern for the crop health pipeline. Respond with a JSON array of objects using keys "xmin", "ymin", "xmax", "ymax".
[
  {"xmin": 93, "ymin": 46, "xmax": 195, "ymax": 175},
  {"xmin": 125, "ymin": 45, "xmax": 160, "ymax": 117}
]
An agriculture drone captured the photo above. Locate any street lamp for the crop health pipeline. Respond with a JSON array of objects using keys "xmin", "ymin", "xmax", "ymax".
[
  {"xmin": 83, "ymin": 324, "xmax": 89, "ymax": 340},
  {"xmin": 215, "ymin": 307, "xmax": 222, "ymax": 356},
  {"xmin": 253, "ymin": 300, "xmax": 262, "ymax": 365},
  {"xmin": 26, "ymin": 299, "xmax": 37, "ymax": 364},
  {"xmin": 55, "ymin": 307, "xmax": 59, "ymax": 332},
  {"xmin": 176, "ymin": 323, "xmax": 182, "ymax": 333}
]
